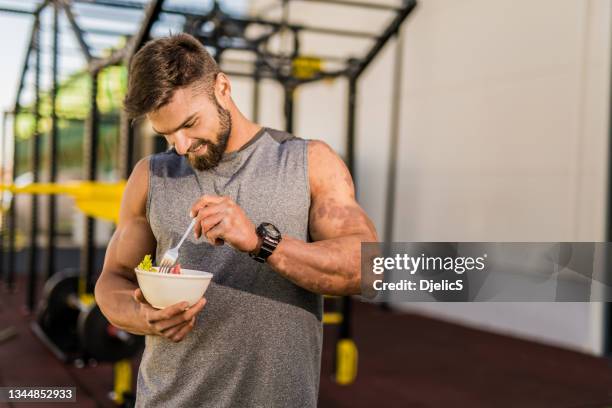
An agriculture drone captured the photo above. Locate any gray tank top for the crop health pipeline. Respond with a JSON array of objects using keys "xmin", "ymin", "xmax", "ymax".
[{"xmin": 137, "ymin": 127, "xmax": 323, "ymax": 408}]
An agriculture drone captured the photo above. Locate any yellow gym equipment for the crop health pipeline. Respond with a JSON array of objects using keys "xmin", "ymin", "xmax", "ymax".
[{"xmin": 1, "ymin": 181, "xmax": 126, "ymax": 223}]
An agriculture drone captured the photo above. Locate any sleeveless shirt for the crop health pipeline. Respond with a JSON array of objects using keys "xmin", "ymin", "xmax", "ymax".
[{"xmin": 137, "ymin": 127, "xmax": 323, "ymax": 407}]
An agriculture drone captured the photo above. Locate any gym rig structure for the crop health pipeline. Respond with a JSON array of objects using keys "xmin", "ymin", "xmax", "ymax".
[{"xmin": 0, "ymin": 0, "xmax": 417, "ymax": 404}]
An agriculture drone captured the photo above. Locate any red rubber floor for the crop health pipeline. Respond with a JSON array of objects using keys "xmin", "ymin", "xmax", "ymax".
[{"xmin": 2, "ymin": 277, "xmax": 612, "ymax": 408}]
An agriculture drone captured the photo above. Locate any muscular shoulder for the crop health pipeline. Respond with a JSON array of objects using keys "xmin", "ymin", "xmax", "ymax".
[
  {"xmin": 307, "ymin": 140, "xmax": 354, "ymax": 198},
  {"xmin": 120, "ymin": 156, "xmax": 150, "ymax": 220}
]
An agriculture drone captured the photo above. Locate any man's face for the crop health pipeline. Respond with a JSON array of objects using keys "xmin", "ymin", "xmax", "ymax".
[{"xmin": 148, "ymin": 85, "xmax": 231, "ymax": 171}]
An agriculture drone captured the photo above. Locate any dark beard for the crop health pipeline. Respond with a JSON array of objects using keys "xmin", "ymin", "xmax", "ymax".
[{"xmin": 188, "ymin": 98, "xmax": 232, "ymax": 171}]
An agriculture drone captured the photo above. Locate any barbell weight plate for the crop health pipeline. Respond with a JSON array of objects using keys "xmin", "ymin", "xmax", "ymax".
[
  {"xmin": 36, "ymin": 269, "xmax": 81, "ymax": 354},
  {"xmin": 77, "ymin": 305, "xmax": 144, "ymax": 363},
  {"xmin": 38, "ymin": 268, "xmax": 81, "ymax": 321}
]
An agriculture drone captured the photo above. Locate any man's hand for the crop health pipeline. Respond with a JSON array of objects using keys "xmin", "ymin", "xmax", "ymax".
[
  {"xmin": 133, "ymin": 288, "xmax": 206, "ymax": 342},
  {"xmin": 190, "ymin": 195, "xmax": 259, "ymax": 253}
]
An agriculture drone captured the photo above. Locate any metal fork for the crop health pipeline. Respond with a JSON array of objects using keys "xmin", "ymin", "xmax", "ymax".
[{"xmin": 158, "ymin": 218, "xmax": 197, "ymax": 274}]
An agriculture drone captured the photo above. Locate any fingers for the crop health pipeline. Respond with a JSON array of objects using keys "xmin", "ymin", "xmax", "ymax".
[
  {"xmin": 196, "ymin": 213, "xmax": 225, "ymax": 241},
  {"xmin": 160, "ymin": 317, "xmax": 193, "ymax": 339},
  {"xmin": 170, "ymin": 317, "xmax": 197, "ymax": 342},
  {"xmin": 190, "ymin": 195, "xmax": 228, "ymax": 217},
  {"xmin": 193, "ymin": 205, "xmax": 225, "ymax": 239},
  {"xmin": 153, "ymin": 298, "xmax": 207, "ymax": 332},
  {"xmin": 205, "ymin": 223, "xmax": 226, "ymax": 246},
  {"xmin": 149, "ymin": 301, "xmax": 190, "ymax": 323}
]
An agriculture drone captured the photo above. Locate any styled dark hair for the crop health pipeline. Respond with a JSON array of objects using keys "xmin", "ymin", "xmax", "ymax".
[{"xmin": 123, "ymin": 33, "xmax": 220, "ymax": 119}]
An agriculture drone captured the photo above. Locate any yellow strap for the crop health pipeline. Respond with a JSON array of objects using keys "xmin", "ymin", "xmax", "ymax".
[
  {"xmin": 292, "ymin": 56, "xmax": 323, "ymax": 79},
  {"xmin": 0, "ymin": 181, "xmax": 125, "ymax": 223}
]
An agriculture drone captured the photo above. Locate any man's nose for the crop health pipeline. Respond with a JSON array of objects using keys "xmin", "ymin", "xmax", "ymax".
[{"xmin": 173, "ymin": 132, "xmax": 192, "ymax": 155}]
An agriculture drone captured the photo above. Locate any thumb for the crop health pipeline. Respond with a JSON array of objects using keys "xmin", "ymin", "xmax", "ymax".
[{"xmin": 133, "ymin": 288, "xmax": 148, "ymax": 304}]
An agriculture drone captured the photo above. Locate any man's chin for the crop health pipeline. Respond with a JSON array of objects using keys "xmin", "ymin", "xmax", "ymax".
[{"xmin": 188, "ymin": 155, "xmax": 218, "ymax": 171}]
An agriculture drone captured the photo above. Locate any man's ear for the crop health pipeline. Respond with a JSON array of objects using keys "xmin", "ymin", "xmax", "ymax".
[{"xmin": 214, "ymin": 73, "xmax": 232, "ymax": 108}]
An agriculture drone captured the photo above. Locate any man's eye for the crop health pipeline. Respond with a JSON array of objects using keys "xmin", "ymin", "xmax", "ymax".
[{"xmin": 184, "ymin": 122, "xmax": 194, "ymax": 129}]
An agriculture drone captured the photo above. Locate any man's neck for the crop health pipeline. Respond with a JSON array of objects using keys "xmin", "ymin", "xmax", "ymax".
[{"xmin": 225, "ymin": 108, "xmax": 263, "ymax": 153}]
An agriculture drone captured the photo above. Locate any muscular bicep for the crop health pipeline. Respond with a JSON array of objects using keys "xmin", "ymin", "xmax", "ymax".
[
  {"xmin": 100, "ymin": 157, "xmax": 156, "ymax": 282},
  {"xmin": 308, "ymin": 140, "xmax": 377, "ymax": 242}
]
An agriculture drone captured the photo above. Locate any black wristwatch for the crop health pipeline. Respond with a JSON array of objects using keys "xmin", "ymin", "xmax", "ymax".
[{"xmin": 249, "ymin": 222, "xmax": 282, "ymax": 263}]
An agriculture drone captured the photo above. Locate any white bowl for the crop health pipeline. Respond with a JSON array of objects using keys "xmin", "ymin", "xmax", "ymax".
[{"xmin": 134, "ymin": 267, "xmax": 213, "ymax": 309}]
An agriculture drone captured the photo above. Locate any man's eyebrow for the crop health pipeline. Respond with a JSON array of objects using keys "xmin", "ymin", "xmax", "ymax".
[{"xmin": 151, "ymin": 113, "xmax": 197, "ymax": 135}]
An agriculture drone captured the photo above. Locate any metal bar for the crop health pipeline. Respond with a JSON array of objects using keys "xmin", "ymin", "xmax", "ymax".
[
  {"xmin": 604, "ymin": 6, "xmax": 612, "ymax": 356},
  {"xmin": 81, "ymin": 69, "xmax": 99, "ymax": 294},
  {"xmin": 72, "ymin": 0, "xmax": 378, "ymax": 39},
  {"xmin": 337, "ymin": 70, "xmax": 358, "ymax": 348},
  {"xmin": 241, "ymin": 16, "xmax": 378, "ymax": 39},
  {"xmin": 14, "ymin": 19, "xmax": 38, "ymax": 115},
  {"xmin": 297, "ymin": 25, "xmax": 378, "ymax": 39},
  {"xmin": 35, "ymin": 0, "xmax": 51, "ymax": 14},
  {"xmin": 27, "ymin": 19, "xmax": 41, "ymax": 312},
  {"xmin": 61, "ymin": 0, "xmax": 93, "ymax": 62},
  {"xmin": 0, "ymin": 111, "xmax": 6, "ymax": 284},
  {"xmin": 294, "ymin": 0, "xmax": 402, "ymax": 11},
  {"xmin": 118, "ymin": 112, "xmax": 134, "ymax": 178},
  {"xmin": 225, "ymin": 69, "xmax": 276, "ymax": 80},
  {"xmin": 73, "ymin": 0, "xmax": 151, "ymax": 10},
  {"xmin": 45, "ymin": 1, "xmax": 59, "ymax": 281},
  {"xmin": 383, "ymin": 32, "xmax": 402, "ymax": 249},
  {"xmin": 6, "ymin": 119, "xmax": 16, "ymax": 290},
  {"xmin": 351, "ymin": 0, "xmax": 416, "ymax": 79},
  {"xmin": 283, "ymin": 83, "xmax": 295, "ymax": 133},
  {"xmin": 124, "ymin": 0, "xmax": 165, "ymax": 63},
  {"xmin": 89, "ymin": 47, "xmax": 126, "ymax": 72},
  {"xmin": 346, "ymin": 76, "xmax": 356, "ymax": 177},
  {"xmin": 0, "ymin": 6, "xmax": 36, "ymax": 15},
  {"xmin": 118, "ymin": 0, "xmax": 165, "ymax": 179},
  {"xmin": 6, "ymin": 17, "xmax": 38, "ymax": 290},
  {"xmin": 380, "ymin": 32, "xmax": 404, "ymax": 308},
  {"xmin": 252, "ymin": 61, "xmax": 261, "ymax": 122},
  {"xmin": 6, "ymin": 130, "xmax": 16, "ymax": 290}
]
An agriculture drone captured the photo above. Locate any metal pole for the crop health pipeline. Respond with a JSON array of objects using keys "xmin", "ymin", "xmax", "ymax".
[
  {"xmin": 118, "ymin": 113, "xmax": 135, "ymax": 179},
  {"xmin": 352, "ymin": 0, "xmax": 416, "ymax": 79},
  {"xmin": 603, "ymin": 4, "xmax": 612, "ymax": 356},
  {"xmin": 0, "ymin": 111, "xmax": 6, "ymax": 284},
  {"xmin": 61, "ymin": 0, "xmax": 92, "ymax": 63},
  {"xmin": 118, "ymin": 0, "xmax": 165, "ymax": 179},
  {"xmin": 337, "ymin": 75, "xmax": 358, "ymax": 343},
  {"xmin": 46, "ymin": 1, "xmax": 59, "ymax": 281},
  {"xmin": 81, "ymin": 70, "xmax": 99, "ymax": 294},
  {"xmin": 346, "ymin": 76, "xmax": 357, "ymax": 182},
  {"xmin": 294, "ymin": 0, "xmax": 403, "ymax": 12},
  {"xmin": 7, "ymin": 17, "xmax": 39, "ymax": 291},
  {"xmin": 6, "ymin": 124, "xmax": 17, "ymax": 291},
  {"xmin": 380, "ymin": 32, "xmax": 405, "ymax": 309},
  {"xmin": 284, "ymin": 83, "xmax": 295, "ymax": 133},
  {"xmin": 252, "ymin": 63, "xmax": 261, "ymax": 123},
  {"xmin": 383, "ymin": 33, "xmax": 404, "ymax": 249},
  {"xmin": 27, "ymin": 20, "xmax": 42, "ymax": 312},
  {"xmin": 0, "ymin": 6, "xmax": 37, "ymax": 15}
]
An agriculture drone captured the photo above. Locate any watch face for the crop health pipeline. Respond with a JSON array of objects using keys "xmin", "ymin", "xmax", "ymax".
[{"xmin": 261, "ymin": 223, "xmax": 281, "ymax": 238}]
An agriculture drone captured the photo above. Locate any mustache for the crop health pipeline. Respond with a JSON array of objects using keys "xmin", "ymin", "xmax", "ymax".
[{"xmin": 188, "ymin": 140, "xmax": 209, "ymax": 153}]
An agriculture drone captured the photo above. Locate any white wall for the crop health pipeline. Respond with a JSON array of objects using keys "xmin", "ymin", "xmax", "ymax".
[
  {"xmin": 387, "ymin": 0, "xmax": 610, "ymax": 355},
  {"xmin": 246, "ymin": 0, "xmax": 611, "ymax": 354}
]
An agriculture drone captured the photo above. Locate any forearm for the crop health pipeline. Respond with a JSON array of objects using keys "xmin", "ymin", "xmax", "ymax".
[
  {"xmin": 94, "ymin": 272, "xmax": 147, "ymax": 335},
  {"xmin": 267, "ymin": 234, "xmax": 366, "ymax": 295}
]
